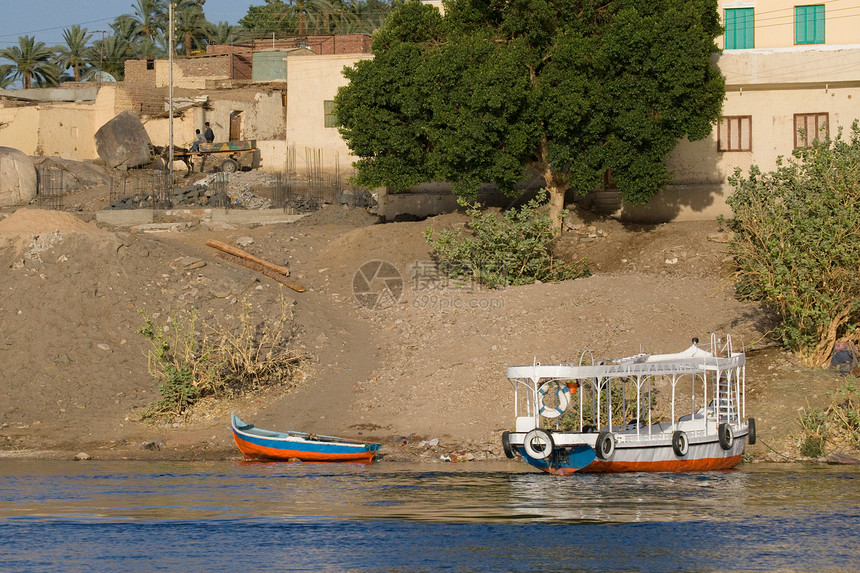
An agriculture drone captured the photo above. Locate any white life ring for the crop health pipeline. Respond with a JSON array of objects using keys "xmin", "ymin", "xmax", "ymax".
[
  {"xmin": 538, "ymin": 381, "xmax": 571, "ymax": 419},
  {"xmin": 523, "ymin": 429, "xmax": 554, "ymax": 460}
]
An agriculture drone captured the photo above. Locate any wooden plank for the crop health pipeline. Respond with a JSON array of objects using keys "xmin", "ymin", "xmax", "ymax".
[
  {"xmin": 213, "ymin": 251, "xmax": 306, "ymax": 293},
  {"xmin": 206, "ymin": 239, "xmax": 289, "ymax": 275}
]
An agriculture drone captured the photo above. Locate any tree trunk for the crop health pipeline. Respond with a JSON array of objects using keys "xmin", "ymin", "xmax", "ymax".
[
  {"xmin": 535, "ymin": 138, "xmax": 568, "ymax": 236},
  {"xmin": 546, "ymin": 184, "xmax": 566, "ymax": 237}
]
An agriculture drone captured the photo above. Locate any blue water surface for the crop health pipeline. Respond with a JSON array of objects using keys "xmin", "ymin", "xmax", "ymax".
[{"xmin": 0, "ymin": 460, "xmax": 857, "ymax": 572}]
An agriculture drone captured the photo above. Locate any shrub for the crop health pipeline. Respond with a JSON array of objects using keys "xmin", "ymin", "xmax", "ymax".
[
  {"xmin": 797, "ymin": 378, "xmax": 860, "ymax": 457},
  {"xmin": 424, "ymin": 190, "xmax": 590, "ymax": 289},
  {"xmin": 726, "ymin": 122, "xmax": 860, "ymax": 366},
  {"xmin": 137, "ymin": 295, "xmax": 308, "ymax": 421}
]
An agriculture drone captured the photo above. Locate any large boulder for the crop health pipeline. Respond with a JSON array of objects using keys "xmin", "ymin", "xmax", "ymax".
[
  {"xmin": 0, "ymin": 147, "xmax": 37, "ymax": 207},
  {"xmin": 94, "ymin": 110, "xmax": 154, "ymax": 169}
]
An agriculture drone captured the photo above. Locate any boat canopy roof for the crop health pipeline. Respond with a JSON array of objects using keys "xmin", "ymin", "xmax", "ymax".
[{"xmin": 507, "ymin": 344, "xmax": 745, "ymax": 381}]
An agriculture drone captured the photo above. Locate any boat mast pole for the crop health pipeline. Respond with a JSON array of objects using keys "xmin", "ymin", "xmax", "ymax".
[{"xmin": 168, "ymin": 1, "xmax": 174, "ymax": 187}]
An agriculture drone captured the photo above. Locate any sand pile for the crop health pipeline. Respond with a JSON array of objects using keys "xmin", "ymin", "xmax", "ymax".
[{"xmin": 0, "ymin": 208, "xmax": 102, "ymax": 234}]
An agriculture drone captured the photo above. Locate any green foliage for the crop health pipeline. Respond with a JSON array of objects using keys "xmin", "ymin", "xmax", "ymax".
[
  {"xmin": 137, "ymin": 296, "xmax": 307, "ymax": 422},
  {"xmin": 336, "ymin": 0, "xmax": 725, "ymax": 205},
  {"xmin": 798, "ymin": 378, "xmax": 859, "ymax": 457},
  {"xmin": 55, "ymin": 26, "xmax": 93, "ymax": 82},
  {"xmin": 238, "ymin": 0, "xmax": 392, "ymax": 37},
  {"xmin": 0, "ymin": 35, "xmax": 60, "ymax": 89},
  {"xmin": 726, "ymin": 122, "xmax": 860, "ymax": 366},
  {"xmin": 558, "ymin": 378, "xmax": 655, "ymax": 431},
  {"xmin": 424, "ymin": 191, "xmax": 590, "ymax": 288}
]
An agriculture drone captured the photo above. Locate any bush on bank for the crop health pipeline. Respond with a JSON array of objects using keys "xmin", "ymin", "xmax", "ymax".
[
  {"xmin": 425, "ymin": 190, "xmax": 590, "ymax": 289},
  {"xmin": 726, "ymin": 122, "xmax": 860, "ymax": 367}
]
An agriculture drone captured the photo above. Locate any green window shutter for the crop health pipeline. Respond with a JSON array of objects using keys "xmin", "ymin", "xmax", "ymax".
[
  {"xmin": 725, "ymin": 8, "xmax": 755, "ymax": 49},
  {"xmin": 324, "ymin": 100, "xmax": 337, "ymax": 128},
  {"xmin": 796, "ymin": 5, "xmax": 825, "ymax": 45}
]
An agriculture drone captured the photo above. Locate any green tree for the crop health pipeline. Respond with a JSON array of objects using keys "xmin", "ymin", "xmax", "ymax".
[
  {"xmin": 726, "ymin": 122, "xmax": 860, "ymax": 367},
  {"xmin": 0, "ymin": 35, "xmax": 60, "ymax": 89},
  {"xmin": 55, "ymin": 25, "xmax": 93, "ymax": 82},
  {"xmin": 174, "ymin": 1, "xmax": 214, "ymax": 55},
  {"xmin": 239, "ymin": 0, "xmax": 290, "ymax": 36},
  {"xmin": 336, "ymin": 0, "xmax": 724, "ymax": 232}
]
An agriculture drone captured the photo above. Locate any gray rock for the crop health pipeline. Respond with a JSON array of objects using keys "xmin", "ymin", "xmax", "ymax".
[
  {"xmin": 94, "ymin": 111, "xmax": 154, "ymax": 169},
  {"xmin": 0, "ymin": 147, "xmax": 37, "ymax": 207}
]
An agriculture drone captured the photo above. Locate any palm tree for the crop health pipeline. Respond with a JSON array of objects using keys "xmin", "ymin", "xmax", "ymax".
[
  {"xmin": 174, "ymin": 2, "xmax": 213, "ymax": 55},
  {"xmin": 349, "ymin": 0, "xmax": 391, "ymax": 33},
  {"xmin": 55, "ymin": 25, "xmax": 92, "ymax": 81},
  {"xmin": 85, "ymin": 35, "xmax": 132, "ymax": 81},
  {"xmin": 133, "ymin": 0, "xmax": 168, "ymax": 45},
  {"xmin": 0, "ymin": 36, "xmax": 59, "ymax": 89},
  {"xmin": 208, "ymin": 21, "xmax": 245, "ymax": 46},
  {"xmin": 111, "ymin": 14, "xmax": 143, "ymax": 45}
]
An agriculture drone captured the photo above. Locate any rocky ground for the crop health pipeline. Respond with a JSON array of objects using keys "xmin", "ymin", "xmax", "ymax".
[{"xmin": 0, "ymin": 168, "xmax": 856, "ymax": 466}]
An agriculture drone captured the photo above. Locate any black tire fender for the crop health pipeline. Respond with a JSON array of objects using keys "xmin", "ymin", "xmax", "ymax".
[
  {"xmin": 595, "ymin": 431, "xmax": 615, "ymax": 460},
  {"xmin": 501, "ymin": 431, "xmax": 516, "ymax": 459},
  {"xmin": 672, "ymin": 430, "xmax": 689, "ymax": 457},
  {"xmin": 718, "ymin": 422, "xmax": 734, "ymax": 450},
  {"xmin": 747, "ymin": 418, "xmax": 757, "ymax": 445}
]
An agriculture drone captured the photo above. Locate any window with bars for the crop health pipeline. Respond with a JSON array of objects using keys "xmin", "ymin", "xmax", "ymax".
[
  {"xmin": 324, "ymin": 100, "xmax": 337, "ymax": 128},
  {"xmin": 794, "ymin": 113, "xmax": 828, "ymax": 148},
  {"xmin": 718, "ymin": 116, "xmax": 752, "ymax": 152},
  {"xmin": 724, "ymin": 8, "xmax": 754, "ymax": 49},
  {"xmin": 795, "ymin": 5, "xmax": 825, "ymax": 45}
]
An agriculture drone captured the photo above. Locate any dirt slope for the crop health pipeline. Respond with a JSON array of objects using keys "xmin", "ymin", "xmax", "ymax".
[{"xmin": 0, "ymin": 185, "xmax": 853, "ymax": 463}]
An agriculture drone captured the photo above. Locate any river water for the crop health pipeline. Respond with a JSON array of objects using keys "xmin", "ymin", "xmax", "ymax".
[{"xmin": 0, "ymin": 460, "xmax": 857, "ymax": 572}]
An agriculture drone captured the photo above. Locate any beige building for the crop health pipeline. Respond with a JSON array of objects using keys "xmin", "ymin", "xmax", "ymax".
[
  {"xmin": 285, "ymin": 54, "xmax": 373, "ymax": 176},
  {"xmin": 623, "ymin": 0, "xmax": 860, "ymax": 222}
]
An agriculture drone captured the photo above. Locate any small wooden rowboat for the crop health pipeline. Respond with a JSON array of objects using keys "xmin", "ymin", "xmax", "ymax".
[{"xmin": 231, "ymin": 413, "xmax": 381, "ymax": 463}]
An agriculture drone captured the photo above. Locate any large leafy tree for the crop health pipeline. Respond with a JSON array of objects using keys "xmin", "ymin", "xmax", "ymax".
[
  {"xmin": 0, "ymin": 35, "xmax": 60, "ymax": 89},
  {"xmin": 55, "ymin": 25, "xmax": 93, "ymax": 81},
  {"xmin": 336, "ymin": 0, "xmax": 725, "ymax": 231}
]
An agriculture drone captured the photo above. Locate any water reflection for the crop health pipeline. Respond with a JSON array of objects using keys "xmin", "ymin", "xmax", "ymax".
[{"xmin": 0, "ymin": 460, "xmax": 857, "ymax": 525}]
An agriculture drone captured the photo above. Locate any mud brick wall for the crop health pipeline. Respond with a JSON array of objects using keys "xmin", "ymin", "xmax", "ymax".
[
  {"xmin": 122, "ymin": 59, "xmax": 167, "ymax": 114},
  {"xmin": 189, "ymin": 50, "xmax": 253, "ymax": 79},
  {"xmin": 177, "ymin": 56, "xmax": 230, "ymax": 78}
]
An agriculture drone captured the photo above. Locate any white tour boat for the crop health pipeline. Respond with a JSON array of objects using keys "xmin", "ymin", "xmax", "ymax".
[{"xmin": 502, "ymin": 334, "xmax": 756, "ymax": 475}]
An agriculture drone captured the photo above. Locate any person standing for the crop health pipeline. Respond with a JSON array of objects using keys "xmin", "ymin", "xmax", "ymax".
[{"xmin": 204, "ymin": 122, "xmax": 215, "ymax": 143}]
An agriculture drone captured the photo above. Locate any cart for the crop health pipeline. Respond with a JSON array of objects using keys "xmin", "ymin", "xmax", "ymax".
[{"xmin": 178, "ymin": 139, "xmax": 258, "ymax": 173}]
